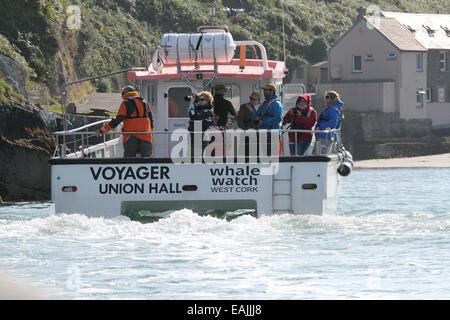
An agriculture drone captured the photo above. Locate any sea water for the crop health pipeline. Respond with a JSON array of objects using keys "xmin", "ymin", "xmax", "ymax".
[{"xmin": 0, "ymin": 168, "xmax": 449, "ymax": 299}]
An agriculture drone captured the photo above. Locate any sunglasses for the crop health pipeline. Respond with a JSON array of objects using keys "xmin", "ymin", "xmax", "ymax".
[
  {"xmin": 250, "ymin": 97, "xmax": 259, "ymax": 100},
  {"xmin": 198, "ymin": 98, "xmax": 207, "ymax": 101},
  {"xmin": 325, "ymin": 95, "xmax": 334, "ymax": 99}
]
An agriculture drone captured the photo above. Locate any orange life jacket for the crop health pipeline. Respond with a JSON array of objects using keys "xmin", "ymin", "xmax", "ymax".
[{"xmin": 103, "ymin": 92, "xmax": 153, "ymax": 143}]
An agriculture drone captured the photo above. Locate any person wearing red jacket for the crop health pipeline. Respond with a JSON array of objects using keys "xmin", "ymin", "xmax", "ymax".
[
  {"xmin": 282, "ymin": 94, "xmax": 317, "ymax": 156},
  {"xmin": 97, "ymin": 85, "xmax": 154, "ymax": 157}
]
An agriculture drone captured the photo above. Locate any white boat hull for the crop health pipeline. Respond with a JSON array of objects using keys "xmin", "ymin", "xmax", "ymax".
[{"xmin": 50, "ymin": 156, "xmax": 342, "ymax": 220}]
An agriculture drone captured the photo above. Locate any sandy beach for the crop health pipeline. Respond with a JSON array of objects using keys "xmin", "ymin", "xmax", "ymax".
[{"xmin": 354, "ymin": 153, "xmax": 450, "ymax": 169}]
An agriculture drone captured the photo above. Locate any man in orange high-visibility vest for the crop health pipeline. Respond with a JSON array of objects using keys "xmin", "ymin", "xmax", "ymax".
[{"xmin": 98, "ymin": 86, "xmax": 154, "ymax": 157}]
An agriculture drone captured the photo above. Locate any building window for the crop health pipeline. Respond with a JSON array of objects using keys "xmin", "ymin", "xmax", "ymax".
[
  {"xmin": 440, "ymin": 51, "xmax": 446, "ymax": 72},
  {"xmin": 352, "ymin": 55, "xmax": 362, "ymax": 72},
  {"xmin": 442, "ymin": 26, "xmax": 450, "ymax": 37},
  {"xmin": 426, "ymin": 88, "xmax": 431, "ymax": 102},
  {"xmin": 422, "ymin": 25, "xmax": 436, "ymax": 37},
  {"xmin": 296, "ymin": 67, "xmax": 304, "ymax": 79},
  {"xmin": 438, "ymin": 87, "xmax": 445, "ymax": 103},
  {"xmin": 364, "ymin": 54, "xmax": 374, "ymax": 61},
  {"xmin": 416, "ymin": 53, "xmax": 423, "ymax": 72},
  {"xmin": 320, "ymin": 68, "xmax": 328, "ymax": 83},
  {"xmin": 416, "ymin": 91, "xmax": 424, "ymax": 108},
  {"xmin": 387, "ymin": 52, "xmax": 397, "ymax": 60}
]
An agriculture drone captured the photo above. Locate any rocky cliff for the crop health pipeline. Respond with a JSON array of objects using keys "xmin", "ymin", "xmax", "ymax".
[
  {"xmin": 0, "ymin": 98, "xmax": 108, "ymax": 202},
  {"xmin": 0, "ymin": 101, "xmax": 55, "ymax": 201}
]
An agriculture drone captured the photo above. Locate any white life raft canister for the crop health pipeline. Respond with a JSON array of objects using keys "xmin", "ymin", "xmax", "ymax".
[{"xmin": 158, "ymin": 31, "xmax": 236, "ymax": 66}]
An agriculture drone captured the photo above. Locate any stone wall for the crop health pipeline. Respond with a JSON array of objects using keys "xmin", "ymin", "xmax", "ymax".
[{"xmin": 341, "ymin": 111, "xmax": 450, "ymax": 160}]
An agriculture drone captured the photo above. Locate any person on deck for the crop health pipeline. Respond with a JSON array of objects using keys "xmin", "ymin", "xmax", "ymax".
[
  {"xmin": 97, "ymin": 85, "xmax": 154, "ymax": 157},
  {"xmin": 237, "ymin": 92, "xmax": 260, "ymax": 130},
  {"xmin": 187, "ymin": 91, "xmax": 215, "ymax": 155},
  {"xmin": 213, "ymin": 85, "xmax": 236, "ymax": 128},
  {"xmin": 236, "ymin": 92, "xmax": 261, "ymax": 159},
  {"xmin": 282, "ymin": 94, "xmax": 317, "ymax": 156},
  {"xmin": 252, "ymin": 83, "xmax": 283, "ymax": 156},
  {"xmin": 315, "ymin": 90, "xmax": 344, "ymax": 154}
]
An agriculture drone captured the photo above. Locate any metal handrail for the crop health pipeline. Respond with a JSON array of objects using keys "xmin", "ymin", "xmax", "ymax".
[
  {"xmin": 52, "ymin": 127, "xmax": 341, "ymax": 159},
  {"xmin": 52, "ymin": 128, "xmax": 340, "ymax": 136},
  {"xmin": 53, "ymin": 119, "xmax": 111, "ymax": 134}
]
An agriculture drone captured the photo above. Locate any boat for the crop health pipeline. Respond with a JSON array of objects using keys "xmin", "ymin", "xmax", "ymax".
[{"xmin": 50, "ymin": 26, "xmax": 353, "ymax": 221}]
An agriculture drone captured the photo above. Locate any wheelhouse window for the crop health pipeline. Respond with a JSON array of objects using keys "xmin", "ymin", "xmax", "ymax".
[
  {"xmin": 416, "ymin": 53, "xmax": 423, "ymax": 72},
  {"xmin": 168, "ymin": 87, "xmax": 191, "ymax": 118},
  {"xmin": 352, "ymin": 55, "xmax": 362, "ymax": 72}
]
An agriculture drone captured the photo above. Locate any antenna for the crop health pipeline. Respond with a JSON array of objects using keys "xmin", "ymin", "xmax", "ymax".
[{"xmin": 281, "ymin": 0, "xmax": 286, "ymax": 65}]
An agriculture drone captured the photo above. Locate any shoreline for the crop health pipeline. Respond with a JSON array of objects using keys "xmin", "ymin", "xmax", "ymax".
[{"xmin": 353, "ymin": 152, "xmax": 450, "ymax": 169}]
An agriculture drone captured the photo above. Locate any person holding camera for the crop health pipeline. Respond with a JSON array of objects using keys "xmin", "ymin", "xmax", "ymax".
[
  {"xmin": 282, "ymin": 94, "xmax": 317, "ymax": 156},
  {"xmin": 187, "ymin": 91, "xmax": 214, "ymax": 132},
  {"xmin": 187, "ymin": 91, "xmax": 214, "ymax": 157},
  {"xmin": 97, "ymin": 85, "xmax": 153, "ymax": 157}
]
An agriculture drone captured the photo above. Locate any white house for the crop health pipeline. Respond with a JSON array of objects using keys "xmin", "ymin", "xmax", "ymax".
[{"xmin": 317, "ymin": 11, "xmax": 450, "ymax": 129}]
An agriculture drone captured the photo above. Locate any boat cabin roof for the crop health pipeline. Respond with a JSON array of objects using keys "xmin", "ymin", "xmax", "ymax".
[{"xmin": 128, "ymin": 59, "xmax": 286, "ymax": 81}]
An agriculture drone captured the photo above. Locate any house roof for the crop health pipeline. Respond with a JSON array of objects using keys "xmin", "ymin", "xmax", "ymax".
[
  {"xmin": 311, "ymin": 60, "xmax": 327, "ymax": 68},
  {"xmin": 380, "ymin": 11, "xmax": 450, "ymax": 50},
  {"xmin": 365, "ymin": 16, "xmax": 427, "ymax": 51}
]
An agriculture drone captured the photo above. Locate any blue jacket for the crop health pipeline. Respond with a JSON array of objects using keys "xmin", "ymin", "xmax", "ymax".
[
  {"xmin": 315, "ymin": 101, "xmax": 343, "ymax": 141},
  {"xmin": 252, "ymin": 94, "xmax": 283, "ymax": 130}
]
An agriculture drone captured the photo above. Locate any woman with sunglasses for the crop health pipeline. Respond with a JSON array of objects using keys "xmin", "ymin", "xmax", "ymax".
[
  {"xmin": 187, "ymin": 92, "xmax": 215, "ymax": 156},
  {"xmin": 187, "ymin": 91, "xmax": 214, "ymax": 132},
  {"xmin": 315, "ymin": 90, "xmax": 344, "ymax": 154},
  {"xmin": 237, "ymin": 92, "xmax": 261, "ymax": 130}
]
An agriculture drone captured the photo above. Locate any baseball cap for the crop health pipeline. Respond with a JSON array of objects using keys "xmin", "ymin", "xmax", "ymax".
[{"xmin": 261, "ymin": 83, "xmax": 276, "ymax": 91}]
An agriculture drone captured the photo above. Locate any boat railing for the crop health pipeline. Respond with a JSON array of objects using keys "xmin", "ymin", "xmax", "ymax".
[
  {"xmin": 52, "ymin": 119, "xmax": 117, "ymax": 158},
  {"xmin": 52, "ymin": 124, "xmax": 342, "ymax": 160}
]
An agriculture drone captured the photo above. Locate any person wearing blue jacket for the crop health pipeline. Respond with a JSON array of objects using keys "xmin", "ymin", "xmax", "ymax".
[
  {"xmin": 252, "ymin": 83, "xmax": 283, "ymax": 156},
  {"xmin": 252, "ymin": 83, "xmax": 283, "ymax": 130},
  {"xmin": 315, "ymin": 90, "xmax": 344, "ymax": 154}
]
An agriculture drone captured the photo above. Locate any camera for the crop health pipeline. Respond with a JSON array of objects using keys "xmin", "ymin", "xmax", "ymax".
[
  {"xmin": 252, "ymin": 118, "xmax": 261, "ymax": 127},
  {"xmin": 292, "ymin": 107, "xmax": 301, "ymax": 116},
  {"xmin": 184, "ymin": 93, "xmax": 198, "ymax": 103}
]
